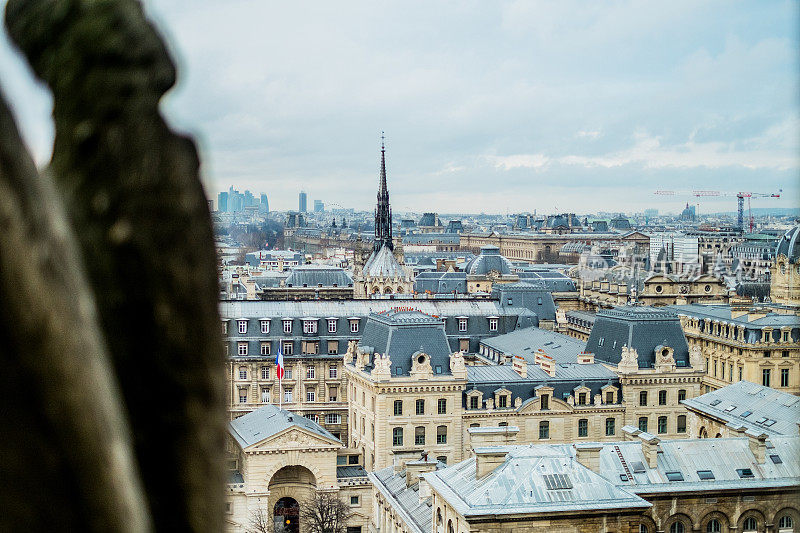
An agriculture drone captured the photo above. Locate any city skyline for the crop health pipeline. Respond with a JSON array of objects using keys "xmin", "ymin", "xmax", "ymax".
[{"xmin": 1, "ymin": 1, "xmax": 798, "ymax": 214}]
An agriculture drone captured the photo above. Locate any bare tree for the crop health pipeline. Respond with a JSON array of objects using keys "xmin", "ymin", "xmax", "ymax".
[
  {"xmin": 248, "ymin": 506, "xmax": 271, "ymax": 533},
  {"xmin": 300, "ymin": 492, "xmax": 351, "ymax": 533}
]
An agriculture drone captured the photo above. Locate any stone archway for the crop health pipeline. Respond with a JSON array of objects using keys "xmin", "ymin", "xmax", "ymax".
[
  {"xmin": 268, "ymin": 465, "xmax": 317, "ymax": 533},
  {"xmin": 699, "ymin": 426, "xmax": 708, "ymax": 438}
]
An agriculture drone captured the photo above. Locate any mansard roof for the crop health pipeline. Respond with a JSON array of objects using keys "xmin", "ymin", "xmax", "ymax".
[
  {"xmin": 228, "ymin": 404, "xmax": 340, "ymax": 449},
  {"xmin": 585, "ymin": 306, "xmax": 690, "ymax": 368}
]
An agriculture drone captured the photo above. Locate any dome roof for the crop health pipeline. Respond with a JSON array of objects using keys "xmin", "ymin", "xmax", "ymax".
[
  {"xmin": 775, "ymin": 225, "xmax": 800, "ymax": 264},
  {"xmin": 364, "ymin": 244, "xmax": 405, "ymax": 278},
  {"xmin": 464, "ymin": 245, "xmax": 514, "ymax": 276}
]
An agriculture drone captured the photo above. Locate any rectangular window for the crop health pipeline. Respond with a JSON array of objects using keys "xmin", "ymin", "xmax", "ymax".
[
  {"xmin": 469, "ymin": 396, "xmax": 479, "ymax": 409},
  {"xmin": 238, "ymin": 390, "xmax": 247, "ymax": 403},
  {"xmin": 639, "ymin": 391, "xmax": 647, "ymax": 406},
  {"xmin": 415, "ymin": 399, "xmax": 424, "ymax": 415},
  {"xmin": 238, "ymin": 320, "xmax": 247, "ymax": 334},
  {"xmin": 327, "ymin": 340, "xmax": 339, "ymax": 355},
  {"xmin": 260, "ymin": 342, "xmax": 270, "ymax": 356},
  {"xmin": 541, "ymin": 394, "xmax": 549, "ymax": 410},
  {"xmin": 764, "ymin": 350, "xmax": 771, "ymax": 358},
  {"xmin": 739, "ymin": 366, "xmax": 743, "ymax": 381},
  {"xmin": 578, "ymin": 419, "xmax": 588, "ymax": 437},
  {"xmin": 678, "ymin": 389, "xmax": 686, "ymax": 402},
  {"xmin": 658, "ymin": 390, "xmax": 667, "ymax": 405},
  {"xmin": 329, "ymin": 366, "xmax": 338, "ymax": 379},
  {"xmin": 260, "ymin": 320, "xmax": 269, "ymax": 334},
  {"xmin": 392, "ymin": 427, "xmax": 403, "ymax": 446},
  {"xmin": 639, "ymin": 417, "xmax": 648, "ymax": 433},
  {"xmin": 328, "ymin": 319, "xmax": 337, "ymax": 333},
  {"xmin": 350, "ymin": 320, "xmax": 359, "ymax": 333},
  {"xmin": 284, "ymin": 389, "xmax": 292, "ymax": 403},
  {"xmin": 677, "ymin": 415, "xmax": 686, "ymax": 433},
  {"xmin": 605, "ymin": 417, "xmax": 615, "ymax": 436},
  {"xmin": 306, "ymin": 390, "xmax": 315, "ymax": 402},
  {"xmin": 222, "ymin": 321, "xmax": 228, "ymax": 335},
  {"xmin": 436, "ymin": 425, "xmax": 447, "ymax": 444},
  {"xmin": 328, "ymin": 387, "xmax": 337, "ymax": 402},
  {"xmin": 350, "ymin": 496, "xmax": 359, "ymax": 506},
  {"xmin": 438, "ymin": 398, "xmax": 447, "ymax": 414},
  {"xmin": 578, "ymin": 392, "xmax": 586, "ymax": 405},
  {"xmin": 657, "ymin": 416, "xmax": 667, "ymax": 434},
  {"xmin": 306, "ymin": 367, "xmax": 315, "ymax": 379},
  {"xmin": 261, "ymin": 366, "xmax": 270, "ymax": 380},
  {"xmin": 394, "ymin": 400, "xmax": 403, "ymax": 415},
  {"xmin": 283, "ymin": 320, "xmax": 292, "ymax": 334},
  {"xmin": 282, "ymin": 341, "xmax": 293, "ymax": 355},
  {"xmin": 237, "ymin": 342, "xmax": 248, "ymax": 356},
  {"xmin": 261, "ymin": 388, "xmax": 270, "ymax": 403},
  {"xmin": 498, "ymin": 395, "xmax": 507, "ymax": 408},
  {"xmin": 763, "ymin": 368, "xmax": 771, "ymax": 387},
  {"xmin": 488, "ymin": 318, "xmax": 498, "ymax": 332},
  {"xmin": 605, "ymin": 391, "xmax": 614, "ymax": 404},
  {"xmin": 285, "ymin": 367, "xmax": 293, "ymax": 380},
  {"xmin": 459, "ymin": 338, "xmax": 470, "ymax": 352},
  {"xmin": 781, "ymin": 368, "xmax": 789, "ymax": 387},
  {"xmin": 539, "ymin": 421, "xmax": 549, "ymax": 439},
  {"xmin": 458, "ymin": 318, "xmax": 467, "ymax": 332},
  {"xmin": 729, "ymin": 364, "xmax": 733, "ymax": 382},
  {"xmin": 238, "ymin": 367, "xmax": 247, "ymax": 380},
  {"xmin": 303, "ymin": 320, "xmax": 318, "ymax": 334}
]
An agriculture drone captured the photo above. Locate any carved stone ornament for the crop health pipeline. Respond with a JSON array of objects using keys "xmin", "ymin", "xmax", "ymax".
[
  {"xmin": 371, "ymin": 352, "xmax": 392, "ymax": 381},
  {"xmin": 689, "ymin": 345, "xmax": 704, "ymax": 370},
  {"xmin": 617, "ymin": 345, "xmax": 639, "ymax": 373},
  {"xmin": 449, "ymin": 350, "xmax": 467, "ymax": 378}
]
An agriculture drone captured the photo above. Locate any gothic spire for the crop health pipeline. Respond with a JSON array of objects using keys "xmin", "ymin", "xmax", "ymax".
[{"xmin": 374, "ymin": 132, "xmax": 393, "ymax": 253}]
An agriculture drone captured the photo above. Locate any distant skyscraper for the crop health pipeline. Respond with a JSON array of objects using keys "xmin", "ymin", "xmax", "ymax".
[
  {"xmin": 260, "ymin": 193, "xmax": 269, "ymax": 214},
  {"xmin": 299, "ymin": 191, "xmax": 307, "ymax": 213},
  {"xmin": 314, "ymin": 200, "xmax": 324, "ymax": 213},
  {"xmin": 217, "ymin": 191, "xmax": 228, "ymax": 212}
]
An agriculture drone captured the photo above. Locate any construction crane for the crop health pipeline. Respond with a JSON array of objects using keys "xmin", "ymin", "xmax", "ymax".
[{"xmin": 654, "ymin": 189, "xmax": 781, "ymax": 232}]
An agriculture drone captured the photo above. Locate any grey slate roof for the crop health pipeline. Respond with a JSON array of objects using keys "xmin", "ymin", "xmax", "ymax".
[
  {"xmin": 479, "ymin": 326, "xmax": 587, "ymax": 364},
  {"xmin": 285, "ymin": 265, "xmax": 353, "ymax": 287},
  {"xmin": 364, "ymin": 244, "xmax": 406, "ymax": 278},
  {"xmin": 596, "ymin": 435, "xmax": 800, "ymax": 494},
  {"xmin": 337, "ymin": 465, "xmax": 368, "ymax": 478},
  {"xmin": 681, "ymin": 380, "xmax": 800, "ymax": 436},
  {"xmin": 228, "ymin": 404, "xmax": 339, "ymax": 449},
  {"xmin": 414, "ymin": 271, "xmax": 468, "ymax": 294},
  {"xmin": 359, "ymin": 311, "xmax": 453, "ymax": 376},
  {"xmin": 492, "ymin": 282, "xmax": 558, "ymax": 321},
  {"xmin": 371, "ymin": 467, "xmax": 433, "ymax": 533},
  {"xmin": 585, "ymin": 306, "xmax": 690, "ymax": 368},
  {"xmin": 422, "ymin": 446, "xmax": 650, "ymax": 517},
  {"xmin": 517, "ymin": 271, "xmax": 576, "ymax": 291},
  {"xmin": 667, "ymin": 304, "xmax": 800, "ymax": 343},
  {"xmin": 776, "ymin": 225, "xmax": 800, "ymax": 263},
  {"xmin": 464, "ymin": 246, "xmax": 514, "ymax": 276}
]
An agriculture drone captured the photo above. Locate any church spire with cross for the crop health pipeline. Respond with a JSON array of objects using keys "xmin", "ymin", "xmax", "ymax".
[{"xmin": 374, "ymin": 132, "xmax": 393, "ymax": 252}]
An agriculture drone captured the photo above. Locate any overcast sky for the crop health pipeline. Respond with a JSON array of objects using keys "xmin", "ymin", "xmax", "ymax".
[{"xmin": 1, "ymin": 1, "xmax": 798, "ymax": 215}]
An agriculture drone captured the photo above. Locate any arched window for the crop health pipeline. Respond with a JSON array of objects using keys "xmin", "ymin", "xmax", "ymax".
[
  {"xmin": 778, "ymin": 515, "xmax": 794, "ymax": 532},
  {"xmin": 392, "ymin": 427, "xmax": 403, "ymax": 447},
  {"xmin": 447, "ymin": 520, "xmax": 454, "ymax": 533},
  {"xmin": 706, "ymin": 519, "xmax": 721, "ymax": 533},
  {"xmin": 436, "ymin": 509, "xmax": 442, "ymax": 527},
  {"xmin": 437, "ymin": 425, "xmax": 447, "ymax": 444},
  {"xmin": 743, "ymin": 517, "xmax": 757, "ymax": 532},
  {"xmin": 670, "ymin": 522, "xmax": 685, "ymax": 533},
  {"xmin": 639, "ymin": 526, "xmax": 649, "ymax": 533},
  {"xmin": 415, "ymin": 426, "xmax": 425, "ymax": 445}
]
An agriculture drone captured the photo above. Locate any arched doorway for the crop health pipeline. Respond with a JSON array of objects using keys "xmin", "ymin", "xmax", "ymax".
[
  {"xmin": 274, "ymin": 497, "xmax": 299, "ymax": 533},
  {"xmin": 269, "ymin": 466, "xmax": 316, "ymax": 533}
]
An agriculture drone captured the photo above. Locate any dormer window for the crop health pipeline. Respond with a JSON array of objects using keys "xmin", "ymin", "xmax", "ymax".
[
  {"xmin": 498, "ymin": 395, "xmax": 507, "ymax": 408},
  {"xmin": 238, "ymin": 320, "xmax": 248, "ymax": 334},
  {"xmin": 488, "ymin": 318, "xmax": 498, "ymax": 332},
  {"xmin": 578, "ymin": 392, "xmax": 587, "ymax": 405},
  {"xmin": 458, "ymin": 318, "xmax": 468, "ymax": 332},
  {"xmin": 283, "ymin": 319, "xmax": 292, "ymax": 334},
  {"xmin": 328, "ymin": 319, "xmax": 337, "ymax": 333},
  {"xmin": 349, "ymin": 319, "xmax": 359, "ymax": 333},
  {"xmin": 303, "ymin": 320, "xmax": 318, "ymax": 334},
  {"xmin": 540, "ymin": 394, "xmax": 549, "ymax": 410},
  {"xmin": 260, "ymin": 320, "xmax": 269, "ymax": 334},
  {"xmin": 222, "ymin": 321, "xmax": 228, "ymax": 335}
]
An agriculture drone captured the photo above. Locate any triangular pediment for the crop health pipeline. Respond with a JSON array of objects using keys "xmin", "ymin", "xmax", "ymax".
[{"xmin": 246, "ymin": 426, "xmax": 341, "ymax": 452}]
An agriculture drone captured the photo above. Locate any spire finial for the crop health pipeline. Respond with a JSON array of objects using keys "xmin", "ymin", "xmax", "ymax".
[{"xmin": 381, "ymin": 131, "xmax": 385, "ymax": 151}]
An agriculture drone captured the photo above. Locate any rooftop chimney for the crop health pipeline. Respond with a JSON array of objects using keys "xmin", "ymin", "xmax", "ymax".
[
  {"xmin": 512, "ymin": 355, "xmax": 527, "ymax": 378},
  {"xmin": 577, "ymin": 352, "xmax": 595, "ymax": 364},
  {"xmin": 406, "ymin": 455, "xmax": 438, "ymax": 487},
  {"xmin": 574, "ymin": 443, "xmax": 603, "ymax": 473},
  {"xmin": 474, "ymin": 448, "xmax": 508, "ymax": 479},
  {"xmin": 746, "ymin": 429, "xmax": 768, "ymax": 464},
  {"xmin": 638, "ymin": 432, "xmax": 660, "ymax": 468},
  {"xmin": 468, "ymin": 426, "xmax": 519, "ymax": 452}
]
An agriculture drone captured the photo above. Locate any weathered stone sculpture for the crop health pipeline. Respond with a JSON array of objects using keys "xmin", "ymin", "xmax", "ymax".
[{"xmin": 1, "ymin": 0, "xmax": 226, "ymax": 530}]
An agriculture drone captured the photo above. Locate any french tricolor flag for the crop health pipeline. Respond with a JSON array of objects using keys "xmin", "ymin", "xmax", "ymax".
[{"xmin": 275, "ymin": 344, "xmax": 285, "ymax": 379}]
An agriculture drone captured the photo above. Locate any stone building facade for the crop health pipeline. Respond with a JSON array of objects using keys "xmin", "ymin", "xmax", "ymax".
[{"xmin": 772, "ymin": 225, "xmax": 800, "ymax": 306}]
